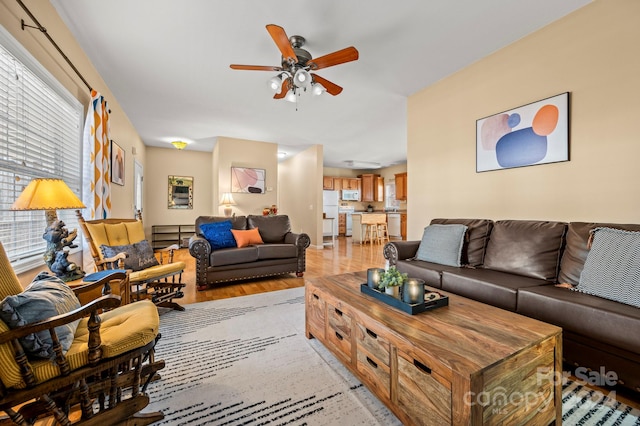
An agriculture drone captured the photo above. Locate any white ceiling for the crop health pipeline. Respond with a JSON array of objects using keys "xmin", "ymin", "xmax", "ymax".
[{"xmin": 51, "ymin": 0, "xmax": 591, "ymax": 169}]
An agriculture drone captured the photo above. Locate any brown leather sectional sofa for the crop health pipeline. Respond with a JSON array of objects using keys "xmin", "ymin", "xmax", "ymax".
[
  {"xmin": 189, "ymin": 215, "xmax": 310, "ymax": 290},
  {"xmin": 384, "ymin": 218, "xmax": 640, "ymax": 393}
]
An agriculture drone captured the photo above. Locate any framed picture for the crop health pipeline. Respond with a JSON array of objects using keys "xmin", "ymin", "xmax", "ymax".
[
  {"xmin": 111, "ymin": 140, "xmax": 125, "ymax": 185},
  {"xmin": 476, "ymin": 92, "xmax": 569, "ymax": 172},
  {"xmin": 231, "ymin": 167, "xmax": 266, "ymax": 193},
  {"xmin": 168, "ymin": 175, "xmax": 193, "ymax": 209}
]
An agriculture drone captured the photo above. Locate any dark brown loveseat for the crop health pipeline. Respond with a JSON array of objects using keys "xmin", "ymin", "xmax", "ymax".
[
  {"xmin": 384, "ymin": 218, "xmax": 640, "ymax": 393},
  {"xmin": 189, "ymin": 215, "xmax": 310, "ymax": 290}
]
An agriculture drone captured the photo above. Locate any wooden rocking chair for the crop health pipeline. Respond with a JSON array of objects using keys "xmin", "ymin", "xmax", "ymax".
[
  {"xmin": 77, "ymin": 211, "xmax": 186, "ymax": 311},
  {"xmin": 0, "ymin": 242, "xmax": 165, "ymax": 425}
]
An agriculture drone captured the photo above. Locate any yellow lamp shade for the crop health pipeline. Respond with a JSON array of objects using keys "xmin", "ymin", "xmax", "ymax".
[{"xmin": 11, "ymin": 178, "xmax": 85, "ymax": 211}]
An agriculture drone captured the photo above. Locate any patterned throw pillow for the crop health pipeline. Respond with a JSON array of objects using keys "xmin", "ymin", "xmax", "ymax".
[
  {"xmin": 415, "ymin": 224, "xmax": 468, "ymax": 267},
  {"xmin": 200, "ymin": 220, "xmax": 237, "ymax": 250},
  {"xmin": 0, "ymin": 273, "xmax": 81, "ymax": 359},
  {"xmin": 576, "ymin": 227, "xmax": 640, "ymax": 308},
  {"xmin": 101, "ymin": 240, "xmax": 160, "ymax": 272}
]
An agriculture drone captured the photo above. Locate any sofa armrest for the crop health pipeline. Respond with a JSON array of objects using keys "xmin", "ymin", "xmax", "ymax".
[
  {"xmin": 189, "ymin": 234, "xmax": 211, "ymax": 289},
  {"xmin": 284, "ymin": 232, "xmax": 311, "ymax": 250},
  {"xmin": 383, "ymin": 241, "xmax": 421, "ymax": 266}
]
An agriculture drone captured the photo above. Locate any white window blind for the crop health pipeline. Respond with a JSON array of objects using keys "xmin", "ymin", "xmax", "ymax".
[{"xmin": 0, "ymin": 27, "xmax": 83, "ymax": 273}]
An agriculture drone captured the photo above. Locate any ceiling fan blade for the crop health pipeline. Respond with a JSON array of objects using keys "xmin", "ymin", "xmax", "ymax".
[
  {"xmin": 274, "ymin": 79, "xmax": 292, "ymax": 99},
  {"xmin": 266, "ymin": 24, "xmax": 297, "ymax": 64},
  {"xmin": 312, "ymin": 74, "xmax": 343, "ymax": 96},
  {"xmin": 230, "ymin": 64, "xmax": 283, "ymax": 71},
  {"xmin": 307, "ymin": 46, "xmax": 359, "ymax": 70}
]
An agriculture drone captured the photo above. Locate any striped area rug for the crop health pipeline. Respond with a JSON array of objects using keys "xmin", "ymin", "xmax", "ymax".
[{"xmin": 145, "ymin": 287, "xmax": 640, "ymax": 425}]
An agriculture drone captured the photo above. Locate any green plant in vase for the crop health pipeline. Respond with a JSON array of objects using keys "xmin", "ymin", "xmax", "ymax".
[{"xmin": 379, "ymin": 266, "xmax": 408, "ymax": 298}]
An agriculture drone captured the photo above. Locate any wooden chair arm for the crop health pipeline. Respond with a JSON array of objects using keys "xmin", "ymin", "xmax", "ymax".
[
  {"xmin": 154, "ymin": 244, "xmax": 179, "ymax": 264},
  {"xmin": 0, "ymin": 295, "xmax": 121, "ymax": 345},
  {"xmin": 72, "ymin": 271, "xmax": 127, "ymax": 298}
]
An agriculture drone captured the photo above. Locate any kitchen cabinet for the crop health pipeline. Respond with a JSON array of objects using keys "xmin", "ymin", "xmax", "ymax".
[
  {"xmin": 342, "ymin": 178, "xmax": 360, "ymax": 191},
  {"xmin": 394, "ymin": 172, "xmax": 407, "ymax": 201},
  {"xmin": 333, "ymin": 177, "xmax": 342, "ymax": 191},
  {"xmin": 400, "ymin": 213, "xmax": 407, "ymax": 240},
  {"xmin": 338, "ymin": 213, "xmax": 346, "ymax": 236},
  {"xmin": 358, "ymin": 174, "xmax": 383, "ymax": 202},
  {"xmin": 323, "ymin": 176, "xmax": 334, "ymax": 190}
]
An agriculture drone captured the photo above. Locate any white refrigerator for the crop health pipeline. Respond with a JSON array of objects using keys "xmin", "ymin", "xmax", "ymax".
[{"xmin": 322, "ymin": 190, "xmax": 340, "ymax": 236}]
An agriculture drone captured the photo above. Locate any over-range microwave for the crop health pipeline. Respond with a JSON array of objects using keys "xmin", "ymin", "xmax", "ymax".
[{"xmin": 341, "ymin": 189, "xmax": 360, "ymax": 201}]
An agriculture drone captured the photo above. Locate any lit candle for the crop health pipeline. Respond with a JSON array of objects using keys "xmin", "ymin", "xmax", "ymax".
[
  {"xmin": 367, "ymin": 268, "xmax": 384, "ymax": 289},
  {"xmin": 403, "ymin": 278, "xmax": 425, "ymax": 304}
]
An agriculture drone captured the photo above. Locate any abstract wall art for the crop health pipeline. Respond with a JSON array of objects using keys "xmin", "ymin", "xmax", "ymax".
[
  {"xmin": 476, "ymin": 92, "xmax": 569, "ymax": 172},
  {"xmin": 231, "ymin": 167, "xmax": 266, "ymax": 193}
]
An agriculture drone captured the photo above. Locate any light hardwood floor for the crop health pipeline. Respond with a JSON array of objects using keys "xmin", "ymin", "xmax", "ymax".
[{"xmin": 175, "ymin": 236, "xmax": 387, "ymax": 304}]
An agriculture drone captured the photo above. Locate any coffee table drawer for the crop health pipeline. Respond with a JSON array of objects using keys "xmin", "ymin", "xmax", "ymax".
[
  {"xmin": 355, "ymin": 323, "xmax": 390, "ymax": 367},
  {"xmin": 356, "ymin": 349, "xmax": 390, "ymax": 400},
  {"xmin": 326, "ymin": 303, "xmax": 352, "ymax": 362},
  {"xmin": 397, "ymin": 351, "xmax": 452, "ymax": 425},
  {"xmin": 306, "ymin": 291, "xmax": 326, "ymax": 339}
]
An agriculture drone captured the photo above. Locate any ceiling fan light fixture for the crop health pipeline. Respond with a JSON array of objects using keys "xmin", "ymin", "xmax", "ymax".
[
  {"xmin": 285, "ymin": 88, "xmax": 297, "ymax": 103},
  {"xmin": 293, "ymin": 69, "xmax": 310, "ymax": 88},
  {"xmin": 312, "ymin": 82, "xmax": 326, "ymax": 96},
  {"xmin": 268, "ymin": 75, "xmax": 283, "ymax": 93}
]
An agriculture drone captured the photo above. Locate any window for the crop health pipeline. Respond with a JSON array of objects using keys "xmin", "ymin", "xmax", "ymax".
[
  {"xmin": 0, "ymin": 27, "xmax": 83, "ymax": 273},
  {"xmin": 385, "ymin": 182, "xmax": 400, "ymax": 210}
]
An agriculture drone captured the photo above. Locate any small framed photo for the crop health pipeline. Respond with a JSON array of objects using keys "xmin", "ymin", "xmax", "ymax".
[{"xmin": 111, "ymin": 140, "xmax": 125, "ymax": 185}]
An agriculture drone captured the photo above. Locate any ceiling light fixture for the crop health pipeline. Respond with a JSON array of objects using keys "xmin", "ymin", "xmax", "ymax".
[{"xmin": 171, "ymin": 141, "xmax": 188, "ymax": 150}]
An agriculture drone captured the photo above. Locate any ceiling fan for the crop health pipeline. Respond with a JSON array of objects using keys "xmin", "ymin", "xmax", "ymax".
[{"xmin": 230, "ymin": 24, "xmax": 359, "ymax": 101}]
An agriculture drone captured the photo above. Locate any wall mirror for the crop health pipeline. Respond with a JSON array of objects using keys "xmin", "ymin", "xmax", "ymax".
[{"xmin": 168, "ymin": 175, "xmax": 193, "ymax": 209}]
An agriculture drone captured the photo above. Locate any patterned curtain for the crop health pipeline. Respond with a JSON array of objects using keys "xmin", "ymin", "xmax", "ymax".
[{"xmin": 82, "ymin": 90, "xmax": 111, "ymax": 219}]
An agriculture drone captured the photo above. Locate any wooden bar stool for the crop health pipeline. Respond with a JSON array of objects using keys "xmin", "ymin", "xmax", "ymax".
[
  {"xmin": 377, "ymin": 221, "xmax": 390, "ymax": 244},
  {"xmin": 362, "ymin": 214, "xmax": 387, "ymax": 244}
]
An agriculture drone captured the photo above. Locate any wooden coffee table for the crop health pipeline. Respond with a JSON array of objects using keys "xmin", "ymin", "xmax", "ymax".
[{"xmin": 305, "ymin": 271, "xmax": 562, "ymax": 425}]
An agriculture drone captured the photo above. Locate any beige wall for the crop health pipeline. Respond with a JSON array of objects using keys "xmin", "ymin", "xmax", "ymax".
[
  {"xmin": 279, "ymin": 145, "xmax": 324, "ymax": 247},
  {"xmin": 144, "ymin": 147, "xmax": 213, "ymax": 235},
  {"xmin": 407, "ymin": 0, "xmax": 640, "ymax": 240},
  {"xmin": 213, "ymin": 137, "xmax": 278, "ymax": 217}
]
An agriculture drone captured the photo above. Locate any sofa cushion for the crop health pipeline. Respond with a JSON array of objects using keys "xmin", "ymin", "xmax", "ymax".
[
  {"xmin": 247, "ymin": 215, "xmax": 291, "ymax": 243},
  {"xmin": 101, "ymin": 240, "xmax": 160, "ymax": 272},
  {"xmin": 517, "ymin": 285, "xmax": 640, "ymax": 354},
  {"xmin": 196, "ymin": 215, "xmax": 247, "ymax": 234},
  {"xmin": 430, "ymin": 219, "xmax": 493, "ymax": 266},
  {"xmin": 441, "ymin": 268, "xmax": 549, "ymax": 311},
  {"xmin": 210, "ymin": 247, "xmax": 258, "ymax": 267},
  {"xmin": 559, "ymin": 222, "xmax": 640, "ymax": 285},
  {"xmin": 483, "ymin": 220, "xmax": 566, "ymax": 281},
  {"xmin": 256, "ymin": 244, "xmax": 297, "ymax": 260},
  {"xmin": 0, "ymin": 273, "xmax": 80, "ymax": 359},
  {"xmin": 415, "ymin": 224, "xmax": 467, "ymax": 267},
  {"xmin": 231, "ymin": 228, "xmax": 264, "ymax": 248},
  {"xmin": 395, "ymin": 259, "xmax": 456, "ymax": 289},
  {"xmin": 200, "ymin": 220, "xmax": 237, "ymax": 250},
  {"xmin": 576, "ymin": 227, "xmax": 640, "ymax": 308}
]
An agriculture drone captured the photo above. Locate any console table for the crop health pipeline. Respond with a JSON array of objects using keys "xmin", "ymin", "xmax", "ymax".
[
  {"xmin": 151, "ymin": 224, "xmax": 195, "ymax": 249},
  {"xmin": 305, "ymin": 272, "xmax": 562, "ymax": 425}
]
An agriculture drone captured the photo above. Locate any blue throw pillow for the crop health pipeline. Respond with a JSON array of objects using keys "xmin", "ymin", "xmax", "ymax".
[
  {"xmin": 201, "ymin": 220, "xmax": 237, "ymax": 250},
  {"xmin": 415, "ymin": 224, "xmax": 468, "ymax": 267},
  {"xmin": 101, "ymin": 240, "xmax": 159, "ymax": 272},
  {"xmin": 0, "ymin": 272, "xmax": 81, "ymax": 359}
]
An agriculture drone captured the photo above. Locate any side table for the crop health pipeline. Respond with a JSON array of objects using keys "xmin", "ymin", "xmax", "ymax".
[{"xmin": 68, "ymin": 272, "xmax": 131, "ymax": 306}]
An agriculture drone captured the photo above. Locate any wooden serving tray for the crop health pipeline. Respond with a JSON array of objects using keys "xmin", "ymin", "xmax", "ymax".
[{"xmin": 360, "ymin": 284, "xmax": 448, "ymax": 315}]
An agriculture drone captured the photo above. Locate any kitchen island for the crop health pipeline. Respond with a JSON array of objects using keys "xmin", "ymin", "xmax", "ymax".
[{"xmin": 353, "ymin": 212, "xmax": 405, "ymax": 243}]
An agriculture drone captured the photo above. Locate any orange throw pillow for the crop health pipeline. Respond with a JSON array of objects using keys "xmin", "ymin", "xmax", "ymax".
[{"xmin": 231, "ymin": 228, "xmax": 264, "ymax": 248}]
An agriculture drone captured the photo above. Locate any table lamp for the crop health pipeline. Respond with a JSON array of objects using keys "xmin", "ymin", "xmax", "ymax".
[
  {"xmin": 219, "ymin": 192, "xmax": 236, "ymax": 217},
  {"xmin": 11, "ymin": 178, "xmax": 86, "ymax": 281}
]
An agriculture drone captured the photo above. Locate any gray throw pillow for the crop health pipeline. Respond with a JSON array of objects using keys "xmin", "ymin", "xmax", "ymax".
[
  {"xmin": 0, "ymin": 273, "xmax": 81, "ymax": 359},
  {"xmin": 415, "ymin": 224, "xmax": 468, "ymax": 267},
  {"xmin": 576, "ymin": 227, "xmax": 640, "ymax": 308},
  {"xmin": 101, "ymin": 240, "xmax": 159, "ymax": 271}
]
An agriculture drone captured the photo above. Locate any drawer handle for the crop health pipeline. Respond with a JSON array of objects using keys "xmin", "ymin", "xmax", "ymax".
[
  {"xmin": 414, "ymin": 359, "xmax": 432, "ymax": 375},
  {"xmin": 313, "ymin": 293, "xmax": 319, "ymax": 300},
  {"xmin": 334, "ymin": 308, "xmax": 343, "ymax": 316},
  {"xmin": 366, "ymin": 328, "xmax": 377, "ymax": 339},
  {"xmin": 366, "ymin": 356, "xmax": 378, "ymax": 369},
  {"xmin": 335, "ymin": 331, "xmax": 343, "ymax": 341}
]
